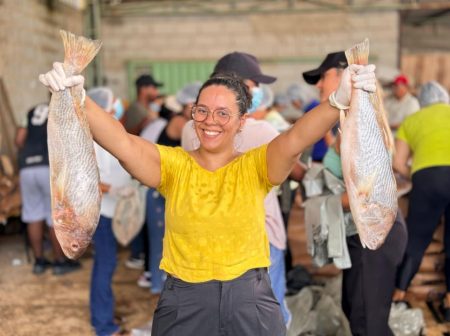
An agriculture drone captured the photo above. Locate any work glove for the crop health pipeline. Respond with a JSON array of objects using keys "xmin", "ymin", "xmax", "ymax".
[
  {"xmin": 333, "ymin": 64, "xmax": 377, "ymax": 108},
  {"xmin": 109, "ymin": 185, "xmax": 136, "ymax": 198},
  {"xmin": 38, "ymin": 62, "xmax": 85, "ymax": 92}
]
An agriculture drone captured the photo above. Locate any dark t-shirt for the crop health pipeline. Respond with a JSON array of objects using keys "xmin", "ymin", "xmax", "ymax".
[
  {"xmin": 124, "ymin": 101, "xmax": 148, "ymax": 133},
  {"xmin": 18, "ymin": 104, "xmax": 50, "ymax": 170}
]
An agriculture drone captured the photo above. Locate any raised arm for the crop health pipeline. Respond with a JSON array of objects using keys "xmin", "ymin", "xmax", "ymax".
[
  {"xmin": 39, "ymin": 62, "xmax": 162, "ymax": 188},
  {"xmin": 266, "ymin": 64, "xmax": 377, "ymax": 185}
]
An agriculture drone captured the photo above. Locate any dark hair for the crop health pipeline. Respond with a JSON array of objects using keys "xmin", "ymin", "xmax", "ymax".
[{"xmin": 196, "ymin": 72, "xmax": 252, "ymax": 115}]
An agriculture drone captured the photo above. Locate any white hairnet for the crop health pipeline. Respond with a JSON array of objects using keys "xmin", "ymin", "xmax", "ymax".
[
  {"xmin": 419, "ymin": 81, "xmax": 449, "ymax": 108},
  {"xmin": 87, "ymin": 87, "xmax": 114, "ymax": 112},
  {"xmin": 286, "ymin": 83, "xmax": 306, "ymax": 104},
  {"xmin": 260, "ymin": 84, "xmax": 274, "ymax": 109},
  {"xmin": 274, "ymin": 93, "xmax": 290, "ymax": 106},
  {"xmin": 176, "ymin": 82, "xmax": 202, "ymax": 106}
]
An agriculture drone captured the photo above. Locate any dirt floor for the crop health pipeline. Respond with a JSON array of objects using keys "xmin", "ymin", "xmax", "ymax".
[
  {"xmin": 1, "ymin": 202, "xmax": 450, "ymax": 335},
  {"xmin": 0, "ymin": 225, "xmax": 157, "ymax": 336}
]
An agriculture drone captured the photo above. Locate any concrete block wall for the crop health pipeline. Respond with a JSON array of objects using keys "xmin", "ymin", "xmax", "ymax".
[
  {"xmin": 0, "ymin": 0, "xmax": 399, "ymax": 122},
  {"xmin": 100, "ymin": 10, "xmax": 399, "ymax": 100},
  {"xmin": 0, "ymin": 0, "xmax": 83, "ymax": 125}
]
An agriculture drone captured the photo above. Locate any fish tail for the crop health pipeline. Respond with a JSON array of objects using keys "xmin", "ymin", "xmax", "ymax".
[
  {"xmin": 345, "ymin": 38, "xmax": 369, "ymax": 66},
  {"xmin": 60, "ymin": 30, "xmax": 102, "ymax": 75}
]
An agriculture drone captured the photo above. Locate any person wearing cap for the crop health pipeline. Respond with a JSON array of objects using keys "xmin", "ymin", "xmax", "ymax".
[
  {"xmin": 39, "ymin": 54, "xmax": 376, "ymax": 336},
  {"xmin": 392, "ymin": 82, "xmax": 450, "ymax": 320},
  {"xmin": 125, "ymin": 74, "xmax": 164, "ymax": 135},
  {"xmin": 286, "ymin": 83, "xmax": 330, "ymax": 162},
  {"xmin": 181, "ymin": 52, "xmax": 295, "ymax": 326},
  {"xmin": 87, "ymin": 87, "xmax": 134, "ymax": 336},
  {"xmin": 385, "ymin": 74, "xmax": 420, "ymax": 130},
  {"xmin": 140, "ymin": 81, "xmax": 202, "ymax": 295},
  {"xmin": 303, "ymin": 51, "xmax": 408, "ymax": 336}
]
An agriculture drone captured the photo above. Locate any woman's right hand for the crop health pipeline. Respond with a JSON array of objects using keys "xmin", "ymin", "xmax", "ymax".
[{"xmin": 38, "ymin": 62, "xmax": 85, "ymax": 92}]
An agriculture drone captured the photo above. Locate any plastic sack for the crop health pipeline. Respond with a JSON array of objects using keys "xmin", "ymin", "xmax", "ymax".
[
  {"xmin": 113, "ymin": 182, "xmax": 147, "ymax": 246},
  {"xmin": 389, "ymin": 302, "xmax": 424, "ymax": 336},
  {"xmin": 286, "ymin": 286, "xmax": 351, "ymax": 336},
  {"xmin": 302, "ymin": 164, "xmax": 325, "ymax": 197}
]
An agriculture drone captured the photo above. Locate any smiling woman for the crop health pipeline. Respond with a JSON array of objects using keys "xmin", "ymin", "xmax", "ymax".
[{"xmin": 39, "ymin": 54, "xmax": 377, "ymax": 335}]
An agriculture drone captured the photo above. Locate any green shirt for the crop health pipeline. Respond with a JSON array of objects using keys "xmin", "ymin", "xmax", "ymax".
[{"xmin": 396, "ymin": 103, "xmax": 450, "ymax": 174}]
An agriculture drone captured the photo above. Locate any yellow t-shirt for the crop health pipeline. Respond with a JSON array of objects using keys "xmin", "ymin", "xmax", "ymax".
[
  {"xmin": 156, "ymin": 144, "xmax": 273, "ymax": 283},
  {"xmin": 396, "ymin": 103, "xmax": 450, "ymax": 174}
]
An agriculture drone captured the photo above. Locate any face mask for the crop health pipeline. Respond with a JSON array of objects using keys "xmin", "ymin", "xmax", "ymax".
[
  {"xmin": 113, "ymin": 99, "xmax": 124, "ymax": 120},
  {"xmin": 149, "ymin": 102, "xmax": 162, "ymax": 113},
  {"xmin": 247, "ymin": 86, "xmax": 263, "ymax": 114}
]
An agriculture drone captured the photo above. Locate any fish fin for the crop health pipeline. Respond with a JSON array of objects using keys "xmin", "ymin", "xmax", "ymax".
[
  {"xmin": 345, "ymin": 38, "xmax": 369, "ymax": 66},
  {"xmin": 372, "ymin": 83, "xmax": 395, "ymax": 154},
  {"xmin": 339, "ymin": 109, "xmax": 346, "ymax": 132},
  {"xmin": 357, "ymin": 172, "xmax": 377, "ymax": 199},
  {"xmin": 60, "ymin": 30, "xmax": 102, "ymax": 75}
]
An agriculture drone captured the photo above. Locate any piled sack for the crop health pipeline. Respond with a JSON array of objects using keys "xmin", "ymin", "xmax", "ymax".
[{"xmin": 0, "ymin": 154, "xmax": 21, "ymax": 224}]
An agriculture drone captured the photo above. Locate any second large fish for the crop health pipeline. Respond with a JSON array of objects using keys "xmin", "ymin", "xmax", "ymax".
[
  {"xmin": 340, "ymin": 39, "xmax": 397, "ymax": 250},
  {"xmin": 47, "ymin": 30, "xmax": 102, "ymax": 259}
]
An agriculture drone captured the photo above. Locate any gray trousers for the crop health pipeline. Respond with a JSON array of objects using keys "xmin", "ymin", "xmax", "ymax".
[{"xmin": 151, "ymin": 268, "xmax": 287, "ymax": 336}]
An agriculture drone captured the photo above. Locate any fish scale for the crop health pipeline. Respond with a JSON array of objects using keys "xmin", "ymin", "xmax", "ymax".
[
  {"xmin": 340, "ymin": 39, "xmax": 397, "ymax": 249},
  {"xmin": 47, "ymin": 30, "xmax": 102, "ymax": 259}
]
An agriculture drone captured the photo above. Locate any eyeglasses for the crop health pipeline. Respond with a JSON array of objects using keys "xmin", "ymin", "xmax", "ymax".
[{"xmin": 191, "ymin": 104, "xmax": 241, "ymax": 126}]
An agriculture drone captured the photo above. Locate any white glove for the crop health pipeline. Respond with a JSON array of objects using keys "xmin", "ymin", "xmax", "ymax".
[
  {"xmin": 109, "ymin": 186, "xmax": 136, "ymax": 198},
  {"xmin": 334, "ymin": 64, "xmax": 377, "ymax": 107},
  {"xmin": 38, "ymin": 62, "xmax": 85, "ymax": 92}
]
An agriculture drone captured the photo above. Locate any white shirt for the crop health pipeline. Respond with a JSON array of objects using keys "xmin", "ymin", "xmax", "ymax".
[
  {"xmin": 181, "ymin": 118, "xmax": 287, "ymax": 250},
  {"xmin": 385, "ymin": 92, "xmax": 420, "ymax": 128},
  {"xmin": 94, "ymin": 143, "xmax": 132, "ymax": 218}
]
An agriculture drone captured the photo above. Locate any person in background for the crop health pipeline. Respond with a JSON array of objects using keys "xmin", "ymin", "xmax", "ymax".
[
  {"xmin": 250, "ymin": 84, "xmax": 274, "ymax": 120},
  {"xmin": 287, "ymin": 83, "xmax": 331, "ymax": 162},
  {"xmin": 123, "ymin": 74, "xmax": 164, "ymax": 280},
  {"xmin": 392, "ymin": 81, "xmax": 450, "ymax": 320},
  {"xmin": 385, "ymin": 74, "xmax": 420, "ymax": 130},
  {"xmin": 124, "ymin": 74, "xmax": 163, "ymax": 135},
  {"xmin": 273, "ymin": 93, "xmax": 289, "ymax": 113},
  {"xmin": 182, "ymin": 52, "xmax": 296, "ymax": 326},
  {"xmin": 87, "ymin": 87, "xmax": 134, "ymax": 336},
  {"xmin": 141, "ymin": 81, "xmax": 202, "ymax": 294},
  {"xmin": 15, "ymin": 102, "xmax": 81, "ymax": 275},
  {"xmin": 303, "ymin": 51, "xmax": 407, "ymax": 336},
  {"xmin": 40, "ymin": 50, "xmax": 376, "ymax": 335},
  {"xmin": 268, "ymin": 93, "xmax": 291, "ymax": 131}
]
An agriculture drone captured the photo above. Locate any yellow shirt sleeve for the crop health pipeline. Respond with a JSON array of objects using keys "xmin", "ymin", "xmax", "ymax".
[
  {"xmin": 156, "ymin": 145, "xmax": 186, "ymax": 198},
  {"xmin": 249, "ymin": 144, "xmax": 275, "ymax": 192}
]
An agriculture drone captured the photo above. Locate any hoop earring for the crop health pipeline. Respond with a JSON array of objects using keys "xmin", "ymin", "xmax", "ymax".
[{"xmin": 191, "ymin": 136, "xmax": 200, "ymax": 150}]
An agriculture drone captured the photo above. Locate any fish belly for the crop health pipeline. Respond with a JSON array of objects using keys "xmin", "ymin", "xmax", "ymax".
[
  {"xmin": 341, "ymin": 91, "xmax": 397, "ymax": 249},
  {"xmin": 47, "ymin": 88, "xmax": 101, "ymax": 258}
]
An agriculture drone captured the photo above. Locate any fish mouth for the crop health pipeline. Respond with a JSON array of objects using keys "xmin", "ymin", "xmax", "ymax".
[
  {"xmin": 61, "ymin": 240, "xmax": 88, "ymax": 260},
  {"xmin": 54, "ymin": 228, "xmax": 91, "ymax": 260}
]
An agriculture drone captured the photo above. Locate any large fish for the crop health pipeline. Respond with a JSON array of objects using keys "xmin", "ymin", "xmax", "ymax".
[
  {"xmin": 47, "ymin": 30, "xmax": 102, "ymax": 259},
  {"xmin": 340, "ymin": 39, "xmax": 397, "ymax": 250}
]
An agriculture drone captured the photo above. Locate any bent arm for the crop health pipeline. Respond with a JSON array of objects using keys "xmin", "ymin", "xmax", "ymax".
[
  {"xmin": 15, "ymin": 127, "xmax": 27, "ymax": 149},
  {"xmin": 267, "ymin": 101, "xmax": 339, "ymax": 185},
  {"xmin": 85, "ymin": 97, "xmax": 161, "ymax": 188},
  {"xmin": 393, "ymin": 139, "xmax": 411, "ymax": 179}
]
